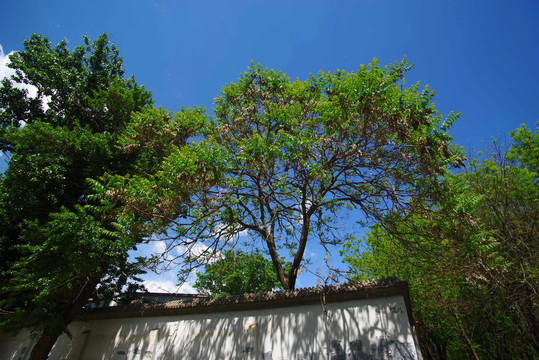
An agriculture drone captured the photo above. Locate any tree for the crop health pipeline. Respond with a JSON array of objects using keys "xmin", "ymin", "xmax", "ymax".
[
  {"xmin": 193, "ymin": 250, "xmax": 287, "ymax": 296},
  {"xmin": 0, "ymin": 34, "xmax": 191, "ymax": 360},
  {"xmin": 342, "ymin": 123, "xmax": 539, "ymax": 359},
  {"xmin": 102, "ymin": 59, "xmax": 460, "ymax": 291}
]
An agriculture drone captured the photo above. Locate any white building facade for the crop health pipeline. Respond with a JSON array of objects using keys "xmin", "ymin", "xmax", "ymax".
[{"xmin": 1, "ymin": 278, "xmax": 422, "ymax": 360}]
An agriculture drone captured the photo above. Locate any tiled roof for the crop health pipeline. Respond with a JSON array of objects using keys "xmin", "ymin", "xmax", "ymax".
[{"xmin": 85, "ymin": 277, "xmax": 409, "ymax": 320}]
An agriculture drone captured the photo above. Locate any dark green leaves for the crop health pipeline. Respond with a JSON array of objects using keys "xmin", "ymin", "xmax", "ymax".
[
  {"xmin": 0, "ymin": 33, "xmax": 151, "ymax": 136},
  {"xmin": 0, "ymin": 33, "xmax": 153, "ymax": 346}
]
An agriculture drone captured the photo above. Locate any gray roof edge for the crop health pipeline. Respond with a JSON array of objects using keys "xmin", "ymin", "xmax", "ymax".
[{"xmin": 84, "ymin": 277, "xmax": 410, "ymax": 320}]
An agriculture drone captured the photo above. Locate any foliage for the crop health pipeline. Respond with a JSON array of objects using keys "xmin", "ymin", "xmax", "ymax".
[
  {"xmin": 0, "ymin": 33, "xmax": 172, "ymax": 359},
  {"xmin": 193, "ymin": 250, "xmax": 287, "ymax": 296},
  {"xmin": 102, "ymin": 59, "xmax": 460, "ymax": 291},
  {"xmin": 342, "ymin": 123, "xmax": 539, "ymax": 359}
]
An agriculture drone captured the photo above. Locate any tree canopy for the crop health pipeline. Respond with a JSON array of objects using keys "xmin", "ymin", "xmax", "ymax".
[
  {"xmin": 1, "ymin": 34, "xmax": 472, "ymax": 358},
  {"xmin": 101, "ymin": 59, "xmax": 461, "ymax": 291},
  {"xmin": 342, "ymin": 123, "xmax": 539, "ymax": 359},
  {"xmin": 0, "ymin": 34, "xmax": 189, "ymax": 360}
]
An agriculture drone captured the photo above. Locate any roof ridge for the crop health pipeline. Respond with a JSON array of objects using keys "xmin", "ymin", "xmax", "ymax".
[{"xmin": 85, "ymin": 277, "xmax": 406, "ymax": 319}]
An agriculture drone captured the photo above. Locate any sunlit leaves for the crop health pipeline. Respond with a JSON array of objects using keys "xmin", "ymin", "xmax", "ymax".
[
  {"xmin": 182, "ymin": 58, "xmax": 458, "ymax": 289},
  {"xmin": 91, "ymin": 58, "xmax": 460, "ymax": 293},
  {"xmin": 193, "ymin": 250, "xmax": 287, "ymax": 296},
  {"xmin": 342, "ymin": 123, "xmax": 539, "ymax": 359}
]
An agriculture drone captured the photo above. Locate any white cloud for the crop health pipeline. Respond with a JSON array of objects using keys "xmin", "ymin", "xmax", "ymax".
[
  {"xmin": 0, "ymin": 45, "xmax": 13, "ymax": 79},
  {"xmin": 135, "ymin": 240, "xmax": 200, "ymax": 295},
  {"xmin": 142, "ymin": 268, "xmax": 199, "ymax": 294},
  {"xmin": 237, "ymin": 228, "xmax": 250, "ymax": 238},
  {"xmin": 0, "ymin": 45, "xmax": 37, "ymax": 98},
  {"xmin": 142, "ymin": 280, "xmax": 197, "ymax": 294},
  {"xmin": 1, "ymin": 44, "xmax": 49, "ymax": 113},
  {"xmin": 142, "ymin": 280, "xmax": 177, "ymax": 293},
  {"xmin": 179, "ymin": 282, "xmax": 197, "ymax": 293},
  {"xmin": 176, "ymin": 242, "xmax": 211, "ymax": 257},
  {"xmin": 153, "ymin": 240, "xmax": 167, "ymax": 253},
  {"xmin": 153, "ymin": 240, "xmax": 176, "ymax": 262},
  {"xmin": 175, "ymin": 241, "xmax": 225, "ymax": 266},
  {"xmin": 129, "ymin": 238, "xmax": 213, "ymax": 295}
]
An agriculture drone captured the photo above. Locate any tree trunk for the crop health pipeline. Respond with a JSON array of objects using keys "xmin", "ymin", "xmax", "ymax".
[
  {"xmin": 288, "ymin": 209, "xmax": 313, "ymax": 291},
  {"xmin": 28, "ymin": 328, "xmax": 60, "ymax": 360},
  {"xmin": 265, "ymin": 234, "xmax": 290, "ymax": 290},
  {"xmin": 28, "ymin": 276, "xmax": 100, "ymax": 360}
]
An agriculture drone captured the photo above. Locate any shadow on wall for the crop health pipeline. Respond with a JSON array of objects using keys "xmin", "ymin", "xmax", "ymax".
[
  {"xmin": 0, "ymin": 331, "xmax": 34, "ymax": 360},
  {"xmin": 329, "ymin": 338, "xmax": 415, "ymax": 360},
  {"xmin": 326, "ymin": 301, "xmax": 417, "ymax": 360},
  {"xmin": 46, "ymin": 297, "xmax": 417, "ymax": 360}
]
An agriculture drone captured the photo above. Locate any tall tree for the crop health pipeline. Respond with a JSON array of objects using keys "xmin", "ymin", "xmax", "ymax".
[
  {"xmin": 342, "ymin": 123, "xmax": 539, "ymax": 359},
  {"xmin": 102, "ymin": 59, "xmax": 461, "ymax": 291},
  {"xmin": 0, "ymin": 34, "xmax": 193, "ymax": 360}
]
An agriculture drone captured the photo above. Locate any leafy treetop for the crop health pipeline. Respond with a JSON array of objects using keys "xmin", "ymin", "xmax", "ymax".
[
  {"xmin": 101, "ymin": 58, "xmax": 461, "ymax": 291},
  {"xmin": 0, "ymin": 33, "xmax": 173, "ymax": 360}
]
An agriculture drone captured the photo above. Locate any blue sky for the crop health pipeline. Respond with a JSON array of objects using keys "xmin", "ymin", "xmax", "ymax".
[{"xmin": 1, "ymin": 0, "xmax": 538, "ymax": 292}]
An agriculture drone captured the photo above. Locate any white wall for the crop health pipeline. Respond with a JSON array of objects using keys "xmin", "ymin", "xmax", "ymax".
[{"xmin": 3, "ymin": 295, "xmax": 420, "ymax": 360}]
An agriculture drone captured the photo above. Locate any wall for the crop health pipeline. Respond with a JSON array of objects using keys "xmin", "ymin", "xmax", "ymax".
[{"xmin": 2, "ymin": 295, "xmax": 421, "ymax": 360}]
